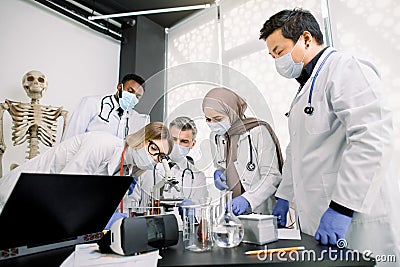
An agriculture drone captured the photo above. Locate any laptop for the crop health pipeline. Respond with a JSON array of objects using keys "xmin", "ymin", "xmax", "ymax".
[{"xmin": 0, "ymin": 172, "xmax": 132, "ymax": 260}]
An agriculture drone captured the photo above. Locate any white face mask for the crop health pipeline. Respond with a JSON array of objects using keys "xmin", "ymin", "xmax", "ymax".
[
  {"xmin": 169, "ymin": 143, "xmax": 190, "ymax": 162},
  {"xmin": 207, "ymin": 118, "xmax": 232, "ymax": 135},
  {"xmin": 131, "ymin": 146, "xmax": 156, "ymax": 170},
  {"xmin": 275, "ymin": 37, "xmax": 308, "ymax": 79}
]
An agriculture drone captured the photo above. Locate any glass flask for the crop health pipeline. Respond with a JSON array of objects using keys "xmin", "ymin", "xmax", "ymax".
[{"xmin": 212, "ymin": 191, "xmax": 244, "ymax": 248}]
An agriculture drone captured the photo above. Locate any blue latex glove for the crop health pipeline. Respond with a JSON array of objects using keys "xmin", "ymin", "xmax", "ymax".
[
  {"xmin": 315, "ymin": 208, "xmax": 352, "ymax": 246},
  {"xmin": 104, "ymin": 212, "xmax": 127, "ymax": 230},
  {"xmin": 127, "ymin": 177, "xmax": 138, "ymax": 195},
  {"xmin": 180, "ymin": 198, "xmax": 194, "ymax": 206},
  {"xmin": 272, "ymin": 198, "xmax": 289, "ymax": 227},
  {"xmin": 178, "ymin": 198, "xmax": 195, "ymax": 216},
  {"xmin": 232, "ymin": 196, "xmax": 250, "ymax": 215},
  {"xmin": 213, "ymin": 170, "xmax": 229, "ymax": 191}
]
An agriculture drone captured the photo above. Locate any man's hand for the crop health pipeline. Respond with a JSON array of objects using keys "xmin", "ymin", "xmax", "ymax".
[{"xmin": 315, "ymin": 208, "xmax": 352, "ymax": 246}]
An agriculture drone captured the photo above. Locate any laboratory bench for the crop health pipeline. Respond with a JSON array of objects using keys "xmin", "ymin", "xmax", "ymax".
[
  {"xmin": 0, "ymin": 233, "xmax": 375, "ymax": 267},
  {"xmin": 158, "ymin": 232, "xmax": 375, "ymax": 266}
]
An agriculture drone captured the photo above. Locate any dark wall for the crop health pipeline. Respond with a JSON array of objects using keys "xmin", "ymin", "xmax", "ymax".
[
  {"xmin": 119, "ymin": 24, "xmax": 137, "ymax": 78},
  {"xmin": 119, "ymin": 16, "xmax": 166, "ymax": 123}
]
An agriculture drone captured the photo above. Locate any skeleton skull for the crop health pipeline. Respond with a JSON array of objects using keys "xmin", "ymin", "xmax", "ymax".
[{"xmin": 22, "ymin": 70, "xmax": 48, "ymax": 100}]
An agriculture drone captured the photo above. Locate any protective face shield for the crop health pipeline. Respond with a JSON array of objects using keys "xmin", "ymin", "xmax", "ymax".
[
  {"xmin": 132, "ymin": 146, "xmax": 156, "ymax": 170},
  {"xmin": 119, "ymin": 89, "xmax": 139, "ymax": 111},
  {"xmin": 207, "ymin": 118, "xmax": 232, "ymax": 135},
  {"xmin": 275, "ymin": 37, "xmax": 308, "ymax": 79},
  {"xmin": 168, "ymin": 143, "xmax": 190, "ymax": 162}
]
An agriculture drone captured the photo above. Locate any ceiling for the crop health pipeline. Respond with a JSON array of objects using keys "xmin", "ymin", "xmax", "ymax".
[
  {"xmin": 75, "ymin": 0, "xmax": 215, "ymax": 28},
  {"xmin": 35, "ymin": 0, "xmax": 215, "ymax": 40}
]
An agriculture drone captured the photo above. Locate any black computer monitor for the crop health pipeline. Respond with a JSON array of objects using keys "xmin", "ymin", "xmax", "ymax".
[{"xmin": 0, "ymin": 172, "xmax": 132, "ymax": 257}]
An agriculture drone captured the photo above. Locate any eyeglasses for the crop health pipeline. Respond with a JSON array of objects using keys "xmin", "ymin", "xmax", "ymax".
[{"xmin": 148, "ymin": 140, "xmax": 166, "ymax": 162}]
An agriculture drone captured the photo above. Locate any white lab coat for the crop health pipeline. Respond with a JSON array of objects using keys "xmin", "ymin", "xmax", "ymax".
[
  {"xmin": 62, "ymin": 94, "xmax": 150, "ymax": 141},
  {"xmin": 212, "ymin": 125, "xmax": 282, "ymax": 214},
  {"xmin": 276, "ymin": 47, "xmax": 400, "ymax": 262},
  {"xmin": 0, "ymin": 131, "xmax": 125, "ymax": 214},
  {"xmin": 133, "ymin": 157, "xmax": 208, "ymax": 205}
]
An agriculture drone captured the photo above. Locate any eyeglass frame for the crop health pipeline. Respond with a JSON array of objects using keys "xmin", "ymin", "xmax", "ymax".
[{"xmin": 148, "ymin": 140, "xmax": 167, "ymax": 162}]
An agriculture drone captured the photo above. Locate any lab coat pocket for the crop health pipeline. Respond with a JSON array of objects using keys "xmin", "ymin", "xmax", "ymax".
[
  {"xmin": 305, "ymin": 101, "xmax": 331, "ymax": 135},
  {"xmin": 352, "ymin": 187, "xmax": 389, "ymax": 223}
]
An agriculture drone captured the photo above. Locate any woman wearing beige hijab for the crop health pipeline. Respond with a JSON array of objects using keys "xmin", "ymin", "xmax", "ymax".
[{"xmin": 202, "ymin": 87, "xmax": 283, "ymax": 215}]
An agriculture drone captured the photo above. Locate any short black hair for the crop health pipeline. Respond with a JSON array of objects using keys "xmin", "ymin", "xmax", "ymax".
[
  {"xmin": 121, "ymin": 74, "xmax": 145, "ymax": 91},
  {"xmin": 259, "ymin": 8, "xmax": 324, "ymax": 45}
]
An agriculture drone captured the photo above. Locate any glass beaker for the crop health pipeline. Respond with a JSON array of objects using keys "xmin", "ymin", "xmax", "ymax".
[
  {"xmin": 127, "ymin": 200, "xmax": 139, "ymax": 217},
  {"xmin": 182, "ymin": 203, "xmax": 213, "ymax": 252},
  {"xmin": 212, "ymin": 191, "xmax": 244, "ymax": 248}
]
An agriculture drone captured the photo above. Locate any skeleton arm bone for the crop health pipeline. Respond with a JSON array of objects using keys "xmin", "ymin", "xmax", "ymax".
[
  {"xmin": 60, "ymin": 109, "xmax": 69, "ymax": 138},
  {"xmin": 0, "ymin": 102, "xmax": 10, "ymax": 177},
  {"xmin": 0, "ymin": 103, "xmax": 9, "ymax": 150}
]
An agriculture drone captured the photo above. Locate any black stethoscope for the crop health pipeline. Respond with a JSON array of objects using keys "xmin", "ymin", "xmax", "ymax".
[
  {"xmin": 98, "ymin": 94, "xmax": 130, "ymax": 138},
  {"xmin": 215, "ymin": 134, "xmax": 256, "ymax": 172},
  {"xmin": 181, "ymin": 156, "xmax": 195, "ymax": 198},
  {"xmin": 98, "ymin": 95, "xmax": 114, "ymax": 122},
  {"xmin": 286, "ymin": 50, "xmax": 337, "ymax": 117}
]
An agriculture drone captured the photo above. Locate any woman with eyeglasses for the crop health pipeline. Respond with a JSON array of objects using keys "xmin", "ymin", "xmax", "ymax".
[
  {"xmin": 202, "ymin": 87, "xmax": 284, "ymax": 217},
  {"xmin": 0, "ymin": 122, "xmax": 174, "ymax": 216}
]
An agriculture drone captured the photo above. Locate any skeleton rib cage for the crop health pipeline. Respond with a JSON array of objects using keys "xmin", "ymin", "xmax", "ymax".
[
  {"xmin": 7, "ymin": 99, "xmax": 62, "ymax": 150},
  {"xmin": 0, "ymin": 100, "xmax": 68, "ymax": 177},
  {"xmin": 0, "ymin": 70, "xmax": 69, "ymax": 177}
]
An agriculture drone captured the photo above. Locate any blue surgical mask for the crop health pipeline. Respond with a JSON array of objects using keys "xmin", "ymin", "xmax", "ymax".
[
  {"xmin": 131, "ymin": 146, "xmax": 156, "ymax": 170},
  {"xmin": 275, "ymin": 37, "xmax": 308, "ymax": 79},
  {"xmin": 207, "ymin": 119, "xmax": 232, "ymax": 135},
  {"xmin": 119, "ymin": 90, "xmax": 139, "ymax": 111},
  {"xmin": 169, "ymin": 143, "xmax": 190, "ymax": 162}
]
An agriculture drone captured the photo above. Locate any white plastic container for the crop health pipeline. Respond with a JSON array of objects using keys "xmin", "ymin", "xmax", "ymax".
[{"xmin": 238, "ymin": 214, "xmax": 278, "ymax": 245}]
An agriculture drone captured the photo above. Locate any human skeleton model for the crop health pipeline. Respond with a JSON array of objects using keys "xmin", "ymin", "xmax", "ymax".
[{"xmin": 0, "ymin": 70, "xmax": 68, "ymax": 176}]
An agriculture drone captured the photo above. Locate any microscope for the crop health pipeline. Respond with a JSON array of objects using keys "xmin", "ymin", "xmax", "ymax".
[{"xmin": 150, "ymin": 155, "xmax": 183, "ymax": 212}]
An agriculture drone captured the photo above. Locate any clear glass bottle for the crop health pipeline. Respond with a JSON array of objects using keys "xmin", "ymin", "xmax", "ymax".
[{"xmin": 212, "ymin": 191, "xmax": 244, "ymax": 248}]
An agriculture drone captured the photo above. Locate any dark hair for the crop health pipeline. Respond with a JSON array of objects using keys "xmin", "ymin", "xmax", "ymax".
[
  {"xmin": 121, "ymin": 74, "xmax": 145, "ymax": 91},
  {"xmin": 259, "ymin": 8, "xmax": 324, "ymax": 45}
]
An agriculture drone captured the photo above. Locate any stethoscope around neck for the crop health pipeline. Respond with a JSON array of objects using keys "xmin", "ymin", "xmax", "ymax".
[
  {"xmin": 98, "ymin": 94, "xmax": 130, "ymax": 138},
  {"xmin": 286, "ymin": 49, "xmax": 337, "ymax": 117},
  {"xmin": 215, "ymin": 134, "xmax": 256, "ymax": 172}
]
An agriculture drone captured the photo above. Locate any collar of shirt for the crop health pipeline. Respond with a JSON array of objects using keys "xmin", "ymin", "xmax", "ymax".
[
  {"xmin": 172, "ymin": 157, "xmax": 188, "ymax": 170},
  {"xmin": 296, "ymin": 46, "xmax": 329, "ymax": 87}
]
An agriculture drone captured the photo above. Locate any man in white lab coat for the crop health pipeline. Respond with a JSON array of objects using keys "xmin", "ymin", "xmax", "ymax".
[
  {"xmin": 260, "ymin": 8, "xmax": 400, "ymax": 264},
  {"xmin": 62, "ymin": 73, "xmax": 150, "ymax": 141},
  {"xmin": 133, "ymin": 116, "xmax": 208, "ymax": 206}
]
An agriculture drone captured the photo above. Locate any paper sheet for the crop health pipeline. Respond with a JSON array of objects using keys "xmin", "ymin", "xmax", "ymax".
[
  {"xmin": 278, "ymin": 229, "xmax": 301, "ymax": 240},
  {"xmin": 60, "ymin": 251, "xmax": 75, "ymax": 267},
  {"xmin": 60, "ymin": 243, "xmax": 159, "ymax": 267}
]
